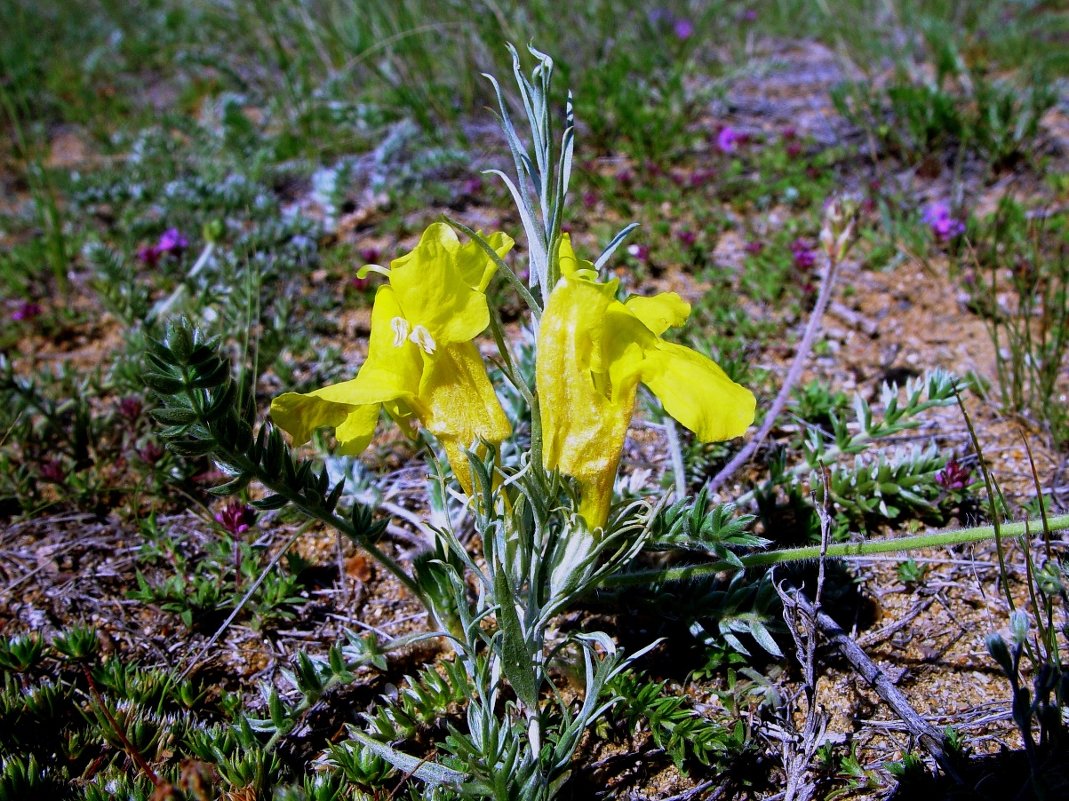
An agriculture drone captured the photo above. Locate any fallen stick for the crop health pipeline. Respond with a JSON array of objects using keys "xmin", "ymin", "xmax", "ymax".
[
  {"xmin": 707, "ymin": 252, "xmax": 842, "ymax": 495},
  {"xmin": 788, "ymin": 588, "xmax": 963, "ymax": 784}
]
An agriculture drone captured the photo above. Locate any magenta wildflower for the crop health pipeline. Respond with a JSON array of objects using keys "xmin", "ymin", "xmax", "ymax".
[
  {"xmin": 741, "ymin": 9, "xmax": 758, "ymax": 22},
  {"xmin": 215, "ymin": 499, "xmax": 257, "ymax": 535},
  {"xmin": 922, "ymin": 202, "xmax": 966, "ymax": 241},
  {"xmin": 790, "ymin": 238, "xmax": 816, "ymax": 271},
  {"xmin": 156, "ymin": 228, "xmax": 189, "ymax": 256},
  {"xmin": 744, "ymin": 240, "xmax": 764, "ymax": 255},
  {"xmin": 716, "ymin": 126, "xmax": 740, "ymax": 154},
  {"xmin": 935, "ymin": 458, "xmax": 972, "ymax": 490},
  {"xmin": 627, "ymin": 243, "xmax": 651, "ymax": 262},
  {"xmin": 137, "ymin": 244, "xmax": 161, "ymax": 266},
  {"xmin": 615, "ymin": 168, "xmax": 634, "ymax": 186},
  {"xmin": 138, "ymin": 228, "xmax": 188, "ymax": 266},
  {"xmin": 673, "ymin": 18, "xmax": 694, "ymax": 39},
  {"xmin": 462, "ymin": 176, "xmax": 484, "ymax": 196},
  {"xmin": 136, "ymin": 440, "xmax": 166, "ymax": 465},
  {"xmin": 12, "ymin": 301, "xmax": 42, "ymax": 321},
  {"xmin": 689, "ymin": 168, "xmax": 716, "ymax": 188},
  {"xmin": 118, "ymin": 396, "xmax": 143, "ymax": 421},
  {"xmin": 677, "ymin": 229, "xmax": 697, "ymax": 248},
  {"xmin": 359, "ymin": 246, "xmax": 381, "ymax": 264},
  {"xmin": 582, "ymin": 190, "xmax": 598, "ymax": 209},
  {"xmin": 39, "ymin": 459, "xmax": 66, "ymax": 483}
]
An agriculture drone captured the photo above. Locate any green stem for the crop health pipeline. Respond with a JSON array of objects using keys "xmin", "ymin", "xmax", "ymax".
[
  {"xmin": 956, "ymin": 387, "xmax": 1013, "ymax": 611},
  {"xmin": 602, "ymin": 514, "xmax": 1069, "ymax": 589}
]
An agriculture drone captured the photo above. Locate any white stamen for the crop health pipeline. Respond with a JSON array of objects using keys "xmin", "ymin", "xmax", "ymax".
[
  {"xmin": 391, "ymin": 317, "xmax": 410, "ymax": 347},
  {"xmin": 360, "ymin": 264, "xmax": 391, "ymax": 279},
  {"xmin": 409, "ymin": 325, "xmax": 436, "ymax": 355}
]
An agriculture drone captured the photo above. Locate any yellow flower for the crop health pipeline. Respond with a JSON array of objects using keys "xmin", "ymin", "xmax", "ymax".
[
  {"xmin": 270, "ymin": 223, "xmax": 514, "ymax": 492},
  {"xmin": 537, "ymin": 235, "xmax": 755, "ymax": 528}
]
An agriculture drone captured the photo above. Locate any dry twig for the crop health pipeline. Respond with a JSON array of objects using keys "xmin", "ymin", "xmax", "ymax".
[{"xmin": 707, "ymin": 253, "xmax": 843, "ymax": 495}]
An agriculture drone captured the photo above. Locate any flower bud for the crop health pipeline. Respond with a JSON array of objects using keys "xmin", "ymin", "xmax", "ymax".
[{"xmin": 820, "ymin": 195, "xmax": 860, "ymax": 262}]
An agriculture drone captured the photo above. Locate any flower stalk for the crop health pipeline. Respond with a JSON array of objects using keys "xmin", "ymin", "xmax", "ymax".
[{"xmin": 605, "ymin": 514, "xmax": 1069, "ymax": 589}]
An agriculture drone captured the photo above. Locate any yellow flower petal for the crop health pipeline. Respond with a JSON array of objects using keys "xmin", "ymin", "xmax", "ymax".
[
  {"xmin": 421, "ymin": 342, "xmax": 511, "ymax": 444},
  {"xmin": 538, "ymin": 276, "xmax": 630, "ymax": 529},
  {"xmin": 270, "ymin": 286, "xmax": 423, "ymax": 452},
  {"xmin": 270, "ymin": 391, "xmax": 350, "ymax": 447},
  {"xmin": 270, "ymin": 390, "xmax": 383, "ymax": 455},
  {"xmin": 641, "ymin": 342, "xmax": 756, "ymax": 441},
  {"xmin": 624, "ymin": 292, "xmax": 690, "ymax": 335},
  {"xmin": 556, "ymin": 234, "xmax": 599, "ymax": 281},
  {"xmin": 271, "ymin": 222, "xmax": 514, "ymax": 500},
  {"xmin": 331, "ymin": 403, "xmax": 383, "ymax": 455},
  {"xmin": 389, "ymin": 223, "xmax": 491, "ymax": 347},
  {"xmin": 455, "ymin": 231, "xmax": 514, "ymax": 292},
  {"xmin": 418, "ymin": 341, "xmax": 511, "ymax": 493},
  {"xmin": 316, "ymin": 286, "xmax": 423, "ymax": 407}
]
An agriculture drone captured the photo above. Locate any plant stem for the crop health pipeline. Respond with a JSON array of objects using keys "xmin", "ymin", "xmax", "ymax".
[
  {"xmin": 603, "ymin": 514, "xmax": 1069, "ymax": 589},
  {"xmin": 707, "ymin": 247, "xmax": 842, "ymax": 495},
  {"xmin": 81, "ymin": 663, "xmax": 162, "ymax": 787}
]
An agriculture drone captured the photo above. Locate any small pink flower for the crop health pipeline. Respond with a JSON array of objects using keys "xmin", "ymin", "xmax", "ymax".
[
  {"xmin": 627, "ymin": 243, "xmax": 651, "ymax": 262},
  {"xmin": 790, "ymin": 238, "xmax": 816, "ymax": 271},
  {"xmin": 118, "ymin": 396, "xmax": 143, "ymax": 421},
  {"xmin": 677, "ymin": 229, "xmax": 697, "ymax": 248},
  {"xmin": 156, "ymin": 228, "xmax": 189, "ymax": 256},
  {"xmin": 582, "ymin": 190, "xmax": 598, "ymax": 209},
  {"xmin": 137, "ymin": 244, "xmax": 161, "ymax": 266},
  {"xmin": 935, "ymin": 458, "xmax": 972, "ymax": 490},
  {"xmin": 462, "ymin": 176, "xmax": 484, "ymax": 196},
  {"xmin": 689, "ymin": 169, "xmax": 716, "ymax": 188},
  {"xmin": 923, "ymin": 202, "xmax": 966, "ymax": 241},
  {"xmin": 215, "ymin": 500, "xmax": 257, "ymax": 535},
  {"xmin": 136, "ymin": 440, "xmax": 166, "ymax": 465},
  {"xmin": 615, "ymin": 168, "xmax": 634, "ymax": 186},
  {"xmin": 717, "ymin": 126, "xmax": 740, "ymax": 154},
  {"xmin": 12, "ymin": 301, "xmax": 42, "ymax": 321},
  {"xmin": 744, "ymin": 240, "xmax": 764, "ymax": 255},
  {"xmin": 39, "ymin": 459, "xmax": 66, "ymax": 483}
]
